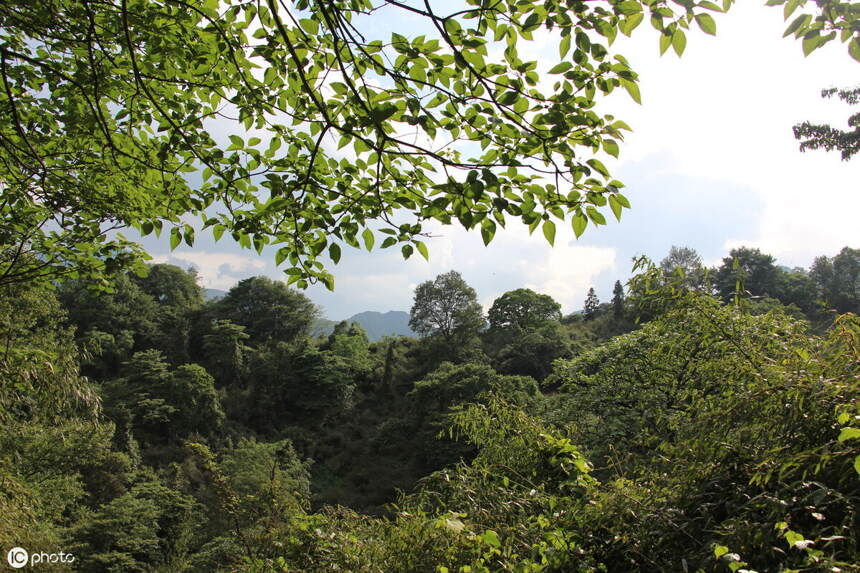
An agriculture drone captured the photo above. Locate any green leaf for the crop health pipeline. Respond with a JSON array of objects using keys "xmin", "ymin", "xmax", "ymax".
[
  {"xmin": 415, "ymin": 241, "xmax": 429, "ymax": 260},
  {"xmin": 672, "ymin": 29, "xmax": 687, "ymax": 56},
  {"xmin": 559, "ymin": 35, "xmax": 571, "ymax": 58},
  {"xmin": 784, "ymin": 530, "xmax": 805, "ymax": 548},
  {"xmin": 169, "ymin": 227, "xmax": 181, "ymax": 250},
  {"xmin": 548, "ymin": 62, "xmax": 573, "ymax": 74},
  {"xmin": 370, "ymin": 104, "xmax": 398, "ymax": 124},
  {"xmin": 714, "ymin": 545, "xmax": 729, "ymax": 558},
  {"xmin": 321, "ymin": 273, "xmax": 335, "ymax": 291},
  {"xmin": 329, "ymin": 243, "xmax": 342, "ymax": 264},
  {"xmin": 586, "ymin": 206, "xmax": 607, "ymax": 225},
  {"xmin": 850, "ymin": 39, "xmax": 860, "ymax": 63},
  {"xmin": 602, "ymin": 139, "xmax": 620, "ymax": 158},
  {"xmin": 542, "ymin": 220, "xmax": 556, "ymax": 246},
  {"xmin": 361, "ymin": 228, "xmax": 375, "ymax": 251},
  {"xmin": 619, "ymin": 13, "xmax": 644, "ymax": 36},
  {"xmin": 659, "ymin": 32, "xmax": 672, "ymax": 55},
  {"xmin": 587, "ymin": 158, "xmax": 610, "ymax": 177},
  {"xmin": 802, "ymin": 33, "xmax": 821, "ymax": 56},
  {"xmin": 621, "ymin": 79, "xmax": 642, "ymax": 104},
  {"xmin": 402, "ymin": 244, "xmax": 413, "ymax": 259},
  {"xmin": 481, "ymin": 219, "xmax": 496, "ymax": 245},
  {"xmin": 572, "ymin": 212, "xmax": 588, "ymax": 238},
  {"xmin": 783, "ymin": 13, "xmax": 811, "ymax": 37},
  {"xmin": 213, "ymin": 224, "xmax": 226, "ymax": 242},
  {"xmin": 783, "ymin": 0, "xmax": 800, "ymax": 18},
  {"xmin": 299, "ymin": 18, "xmax": 319, "ymax": 35},
  {"xmin": 481, "ymin": 530, "xmax": 501, "ymax": 547},
  {"xmin": 609, "ymin": 195, "xmax": 623, "ymax": 221},
  {"xmin": 838, "ymin": 427, "xmax": 860, "ymax": 442},
  {"xmin": 695, "ymin": 13, "xmax": 717, "ymax": 35},
  {"xmin": 617, "ymin": 1, "xmax": 643, "ymax": 16},
  {"xmin": 275, "ymin": 247, "xmax": 288, "ymax": 266}
]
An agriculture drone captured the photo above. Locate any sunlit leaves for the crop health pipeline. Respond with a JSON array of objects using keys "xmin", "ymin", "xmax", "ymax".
[
  {"xmin": 695, "ymin": 13, "xmax": 718, "ymax": 35},
  {"xmin": 542, "ymin": 220, "xmax": 556, "ymax": 246},
  {"xmin": 602, "ymin": 139, "xmax": 620, "ymax": 158},
  {"xmin": 0, "ymin": 0, "xmax": 746, "ymax": 289},
  {"xmin": 415, "ymin": 241, "xmax": 429, "ymax": 261},
  {"xmin": 766, "ymin": 0, "xmax": 860, "ymax": 59},
  {"xmin": 329, "ymin": 243, "xmax": 341, "ymax": 264},
  {"xmin": 572, "ymin": 211, "xmax": 588, "ymax": 238},
  {"xmin": 851, "ymin": 38, "xmax": 860, "ymax": 62},
  {"xmin": 621, "ymin": 78, "xmax": 642, "ymax": 103},
  {"xmin": 361, "ymin": 229, "xmax": 375, "ymax": 251}
]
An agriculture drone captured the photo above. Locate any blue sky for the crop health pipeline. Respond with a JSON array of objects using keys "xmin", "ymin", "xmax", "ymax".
[{"xmin": 143, "ymin": 2, "xmax": 859, "ymax": 320}]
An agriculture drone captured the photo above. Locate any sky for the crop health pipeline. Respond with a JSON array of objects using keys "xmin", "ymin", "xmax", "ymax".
[{"xmin": 145, "ymin": 2, "xmax": 859, "ymax": 320}]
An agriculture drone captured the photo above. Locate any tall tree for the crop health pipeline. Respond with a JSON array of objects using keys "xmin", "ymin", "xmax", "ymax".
[
  {"xmin": 487, "ymin": 289, "xmax": 562, "ymax": 332},
  {"xmin": 214, "ymin": 276, "xmax": 319, "ymax": 346},
  {"xmin": 134, "ymin": 264, "xmax": 204, "ymax": 364},
  {"xmin": 104, "ymin": 350, "xmax": 224, "ymax": 443},
  {"xmin": 201, "ymin": 320, "xmax": 252, "ymax": 387},
  {"xmin": 611, "ymin": 280, "xmax": 626, "ymax": 318},
  {"xmin": 134, "ymin": 264, "xmax": 203, "ymax": 309},
  {"xmin": 584, "ymin": 287, "xmax": 600, "ymax": 320},
  {"xmin": 812, "ymin": 246, "xmax": 860, "ymax": 313},
  {"xmin": 775, "ymin": 268, "xmax": 819, "ymax": 315},
  {"xmin": 659, "ymin": 246, "xmax": 708, "ymax": 291},
  {"xmin": 713, "ymin": 247, "xmax": 779, "ymax": 302},
  {"xmin": 325, "ymin": 321, "xmax": 372, "ymax": 378},
  {"xmin": 409, "ymin": 271, "xmax": 484, "ymax": 344}
]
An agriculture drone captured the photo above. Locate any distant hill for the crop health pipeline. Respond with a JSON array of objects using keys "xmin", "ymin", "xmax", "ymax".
[
  {"xmin": 349, "ymin": 310, "xmax": 414, "ymax": 340},
  {"xmin": 203, "ymin": 284, "xmax": 413, "ymax": 341},
  {"xmin": 314, "ymin": 310, "xmax": 415, "ymax": 341},
  {"xmin": 203, "ymin": 288, "xmax": 226, "ymax": 301},
  {"xmin": 311, "ymin": 317, "xmax": 338, "ymax": 337}
]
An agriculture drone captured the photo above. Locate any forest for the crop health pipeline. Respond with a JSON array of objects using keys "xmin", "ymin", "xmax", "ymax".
[
  {"xmin": 1, "ymin": 0, "xmax": 859, "ymax": 571},
  {"xmin": 1, "ymin": 243, "xmax": 858, "ymax": 571}
]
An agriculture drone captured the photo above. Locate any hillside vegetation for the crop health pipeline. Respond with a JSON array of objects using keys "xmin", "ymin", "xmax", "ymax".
[{"xmin": 1, "ymin": 245, "xmax": 858, "ymax": 572}]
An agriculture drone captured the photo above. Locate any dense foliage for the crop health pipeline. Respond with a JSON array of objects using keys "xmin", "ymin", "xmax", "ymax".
[
  {"xmin": 2, "ymin": 0, "xmax": 859, "ymax": 570},
  {"xmin": 2, "ymin": 239, "xmax": 858, "ymax": 571}
]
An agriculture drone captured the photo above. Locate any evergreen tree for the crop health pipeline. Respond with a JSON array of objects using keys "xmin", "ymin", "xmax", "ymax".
[
  {"xmin": 584, "ymin": 288, "xmax": 600, "ymax": 320},
  {"xmin": 611, "ymin": 281, "xmax": 626, "ymax": 318}
]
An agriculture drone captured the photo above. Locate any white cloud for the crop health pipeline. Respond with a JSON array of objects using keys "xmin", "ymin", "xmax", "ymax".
[
  {"xmin": 523, "ymin": 243, "xmax": 617, "ymax": 311},
  {"xmin": 152, "ymin": 251, "xmax": 266, "ymax": 290}
]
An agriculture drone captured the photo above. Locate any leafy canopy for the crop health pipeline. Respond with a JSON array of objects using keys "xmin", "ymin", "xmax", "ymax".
[
  {"xmin": 1, "ymin": 0, "xmax": 857, "ymax": 290},
  {"xmin": 0, "ymin": 0, "xmax": 727, "ymax": 289},
  {"xmin": 487, "ymin": 288, "xmax": 562, "ymax": 331},
  {"xmin": 409, "ymin": 270, "xmax": 484, "ymax": 342}
]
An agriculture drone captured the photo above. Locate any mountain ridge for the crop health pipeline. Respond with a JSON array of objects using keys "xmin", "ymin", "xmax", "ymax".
[{"xmin": 314, "ymin": 310, "xmax": 414, "ymax": 341}]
